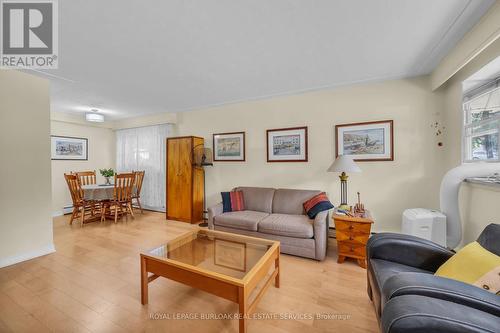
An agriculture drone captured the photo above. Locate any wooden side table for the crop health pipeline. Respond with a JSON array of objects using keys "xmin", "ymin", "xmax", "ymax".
[{"xmin": 332, "ymin": 211, "xmax": 374, "ymax": 268}]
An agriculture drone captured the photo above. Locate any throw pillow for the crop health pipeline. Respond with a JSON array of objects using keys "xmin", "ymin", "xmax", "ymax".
[
  {"xmin": 221, "ymin": 191, "xmax": 245, "ymax": 213},
  {"xmin": 303, "ymin": 192, "xmax": 334, "ymax": 219},
  {"xmin": 230, "ymin": 191, "xmax": 245, "ymax": 211},
  {"xmin": 435, "ymin": 241, "xmax": 500, "ymax": 294},
  {"xmin": 221, "ymin": 192, "xmax": 232, "ymax": 213}
]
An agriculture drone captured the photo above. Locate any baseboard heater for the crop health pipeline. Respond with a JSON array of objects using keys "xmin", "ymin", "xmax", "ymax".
[{"xmin": 63, "ymin": 205, "xmax": 73, "ymax": 215}]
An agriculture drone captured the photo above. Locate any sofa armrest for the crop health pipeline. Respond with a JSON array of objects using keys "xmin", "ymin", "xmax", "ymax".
[
  {"xmin": 382, "ymin": 272, "xmax": 500, "ymax": 317},
  {"xmin": 313, "ymin": 210, "xmax": 329, "ymax": 261},
  {"xmin": 382, "ymin": 295, "xmax": 500, "ymax": 333},
  {"xmin": 207, "ymin": 202, "xmax": 223, "ymax": 229},
  {"xmin": 367, "ymin": 233, "xmax": 454, "ymax": 272}
]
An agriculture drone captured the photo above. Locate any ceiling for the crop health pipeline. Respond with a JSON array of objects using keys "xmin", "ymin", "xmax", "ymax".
[{"xmin": 36, "ymin": 0, "xmax": 495, "ymax": 121}]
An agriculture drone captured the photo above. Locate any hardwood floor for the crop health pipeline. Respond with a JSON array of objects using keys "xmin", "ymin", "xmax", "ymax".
[{"xmin": 0, "ymin": 212, "xmax": 378, "ymax": 333}]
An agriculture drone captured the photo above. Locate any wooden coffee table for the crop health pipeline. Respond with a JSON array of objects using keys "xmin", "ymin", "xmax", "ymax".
[{"xmin": 140, "ymin": 229, "xmax": 280, "ymax": 333}]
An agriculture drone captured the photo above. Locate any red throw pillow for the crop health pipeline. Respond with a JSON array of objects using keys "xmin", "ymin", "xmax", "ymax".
[{"xmin": 230, "ymin": 191, "xmax": 245, "ymax": 211}]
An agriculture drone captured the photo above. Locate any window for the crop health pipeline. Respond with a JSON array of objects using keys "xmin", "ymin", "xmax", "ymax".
[
  {"xmin": 116, "ymin": 124, "xmax": 172, "ymax": 211},
  {"xmin": 463, "ymin": 80, "xmax": 500, "ymax": 162}
]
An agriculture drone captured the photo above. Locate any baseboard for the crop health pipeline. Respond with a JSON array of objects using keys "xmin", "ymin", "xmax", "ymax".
[
  {"xmin": 52, "ymin": 211, "xmax": 63, "ymax": 217},
  {"xmin": 0, "ymin": 243, "xmax": 56, "ymax": 268}
]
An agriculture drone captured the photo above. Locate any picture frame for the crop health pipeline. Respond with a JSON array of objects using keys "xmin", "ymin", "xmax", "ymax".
[
  {"xmin": 51, "ymin": 136, "xmax": 88, "ymax": 160},
  {"xmin": 266, "ymin": 126, "xmax": 308, "ymax": 162},
  {"xmin": 335, "ymin": 120, "xmax": 393, "ymax": 161},
  {"xmin": 214, "ymin": 238, "xmax": 247, "ymax": 272},
  {"xmin": 213, "ymin": 132, "xmax": 245, "ymax": 161}
]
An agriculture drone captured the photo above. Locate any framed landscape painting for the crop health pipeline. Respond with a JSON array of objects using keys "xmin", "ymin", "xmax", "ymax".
[
  {"xmin": 213, "ymin": 132, "xmax": 245, "ymax": 161},
  {"xmin": 51, "ymin": 136, "xmax": 88, "ymax": 160},
  {"xmin": 335, "ymin": 120, "xmax": 393, "ymax": 161},
  {"xmin": 267, "ymin": 126, "xmax": 308, "ymax": 162}
]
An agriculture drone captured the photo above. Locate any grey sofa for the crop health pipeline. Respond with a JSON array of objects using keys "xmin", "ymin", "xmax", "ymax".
[
  {"xmin": 367, "ymin": 223, "xmax": 500, "ymax": 333},
  {"xmin": 207, "ymin": 187, "xmax": 329, "ymax": 260}
]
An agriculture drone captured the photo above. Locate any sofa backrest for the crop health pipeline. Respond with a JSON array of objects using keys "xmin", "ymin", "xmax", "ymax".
[
  {"xmin": 477, "ymin": 223, "xmax": 500, "ymax": 255},
  {"xmin": 272, "ymin": 188, "xmax": 321, "ymax": 215},
  {"xmin": 234, "ymin": 187, "xmax": 275, "ymax": 213}
]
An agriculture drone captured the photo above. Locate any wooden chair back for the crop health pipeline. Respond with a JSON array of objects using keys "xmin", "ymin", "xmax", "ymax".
[
  {"xmin": 133, "ymin": 171, "xmax": 145, "ymax": 198},
  {"xmin": 114, "ymin": 173, "xmax": 135, "ymax": 202},
  {"xmin": 76, "ymin": 170, "xmax": 96, "ymax": 185},
  {"xmin": 64, "ymin": 173, "xmax": 83, "ymax": 205}
]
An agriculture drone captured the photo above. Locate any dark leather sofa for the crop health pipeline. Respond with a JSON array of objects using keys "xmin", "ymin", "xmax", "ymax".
[{"xmin": 366, "ymin": 223, "xmax": 500, "ymax": 333}]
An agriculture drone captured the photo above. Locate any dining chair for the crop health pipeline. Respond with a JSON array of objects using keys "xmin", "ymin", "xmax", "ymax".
[
  {"xmin": 64, "ymin": 173, "xmax": 96, "ymax": 227},
  {"xmin": 101, "ymin": 173, "xmax": 136, "ymax": 223},
  {"xmin": 132, "ymin": 170, "xmax": 145, "ymax": 213},
  {"xmin": 75, "ymin": 170, "xmax": 97, "ymax": 185}
]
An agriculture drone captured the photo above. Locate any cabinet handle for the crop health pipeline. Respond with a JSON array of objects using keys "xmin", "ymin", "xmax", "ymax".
[
  {"xmin": 349, "ymin": 236, "xmax": 353, "ymax": 241},
  {"xmin": 348, "ymin": 226, "xmax": 354, "ymax": 230}
]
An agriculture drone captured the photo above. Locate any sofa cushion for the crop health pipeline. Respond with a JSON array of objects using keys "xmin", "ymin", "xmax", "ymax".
[
  {"xmin": 272, "ymin": 188, "xmax": 321, "ymax": 215},
  {"xmin": 214, "ymin": 210, "xmax": 269, "ymax": 231},
  {"xmin": 234, "ymin": 187, "xmax": 275, "ymax": 213},
  {"xmin": 435, "ymin": 241, "xmax": 500, "ymax": 294},
  {"xmin": 370, "ymin": 258, "xmax": 432, "ymax": 293},
  {"xmin": 258, "ymin": 213, "xmax": 314, "ymax": 238}
]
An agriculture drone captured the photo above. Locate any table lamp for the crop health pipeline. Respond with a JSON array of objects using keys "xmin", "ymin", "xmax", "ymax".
[{"xmin": 327, "ymin": 155, "xmax": 361, "ymax": 210}]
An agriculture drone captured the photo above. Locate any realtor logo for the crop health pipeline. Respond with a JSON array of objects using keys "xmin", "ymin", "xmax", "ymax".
[{"xmin": 1, "ymin": 0, "xmax": 58, "ymax": 68}]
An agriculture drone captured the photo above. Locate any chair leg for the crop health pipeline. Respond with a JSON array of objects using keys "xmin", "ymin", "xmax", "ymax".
[
  {"xmin": 69, "ymin": 208, "xmax": 77, "ymax": 225},
  {"xmin": 80, "ymin": 206, "xmax": 86, "ymax": 227},
  {"xmin": 100, "ymin": 203, "xmax": 106, "ymax": 222},
  {"xmin": 136, "ymin": 197, "xmax": 143, "ymax": 214},
  {"xmin": 114, "ymin": 205, "xmax": 118, "ymax": 223},
  {"xmin": 128, "ymin": 202, "xmax": 135, "ymax": 218}
]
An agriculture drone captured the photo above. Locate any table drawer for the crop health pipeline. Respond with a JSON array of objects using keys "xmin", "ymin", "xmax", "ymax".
[
  {"xmin": 335, "ymin": 220, "xmax": 372, "ymax": 233},
  {"xmin": 338, "ymin": 241, "xmax": 366, "ymax": 258},
  {"xmin": 336, "ymin": 230, "xmax": 369, "ymax": 244}
]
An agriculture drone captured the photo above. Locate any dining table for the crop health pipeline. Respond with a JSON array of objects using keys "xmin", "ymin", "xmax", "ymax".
[
  {"xmin": 82, "ymin": 184, "xmax": 138, "ymax": 201},
  {"xmin": 82, "ymin": 184, "xmax": 115, "ymax": 201}
]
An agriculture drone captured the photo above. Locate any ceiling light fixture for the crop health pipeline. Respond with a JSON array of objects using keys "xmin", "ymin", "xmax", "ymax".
[{"xmin": 85, "ymin": 109, "xmax": 104, "ymax": 122}]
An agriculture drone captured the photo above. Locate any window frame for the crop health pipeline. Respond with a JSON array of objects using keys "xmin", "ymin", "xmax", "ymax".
[{"xmin": 462, "ymin": 78, "xmax": 500, "ymax": 163}]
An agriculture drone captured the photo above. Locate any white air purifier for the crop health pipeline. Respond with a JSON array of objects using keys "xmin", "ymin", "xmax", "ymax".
[{"xmin": 402, "ymin": 208, "xmax": 447, "ymax": 247}]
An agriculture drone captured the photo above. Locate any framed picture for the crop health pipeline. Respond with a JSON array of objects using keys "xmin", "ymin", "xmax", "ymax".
[
  {"xmin": 335, "ymin": 120, "xmax": 393, "ymax": 161},
  {"xmin": 51, "ymin": 136, "xmax": 88, "ymax": 160},
  {"xmin": 266, "ymin": 126, "xmax": 308, "ymax": 162},
  {"xmin": 213, "ymin": 132, "xmax": 245, "ymax": 161},
  {"xmin": 214, "ymin": 239, "xmax": 247, "ymax": 272}
]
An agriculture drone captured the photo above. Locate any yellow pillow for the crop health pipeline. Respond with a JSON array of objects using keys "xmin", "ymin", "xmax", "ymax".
[{"xmin": 435, "ymin": 241, "xmax": 500, "ymax": 294}]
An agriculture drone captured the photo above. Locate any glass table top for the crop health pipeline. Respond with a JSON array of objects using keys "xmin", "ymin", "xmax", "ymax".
[{"xmin": 146, "ymin": 229, "xmax": 275, "ymax": 279}]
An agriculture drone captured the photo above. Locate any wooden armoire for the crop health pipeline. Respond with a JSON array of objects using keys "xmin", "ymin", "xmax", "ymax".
[{"xmin": 166, "ymin": 136, "xmax": 205, "ymax": 223}]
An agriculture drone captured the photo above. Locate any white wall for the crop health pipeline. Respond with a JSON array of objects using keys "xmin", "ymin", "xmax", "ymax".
[
  {"xmin": 51, "ymin": 121, "xmax": 115, "ymax": 215},
  {"xmin": 0, "ymin": 70, "xmax": 54, "ymax": 267},
  {"xmin": 176, "ymin": 76, "xmax": 444, "ymax": 232}
]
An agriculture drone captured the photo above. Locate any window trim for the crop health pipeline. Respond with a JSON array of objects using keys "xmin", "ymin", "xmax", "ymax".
[{"xmin": 462, "ymin": 77, "xmax": 500, "ymax": 163}]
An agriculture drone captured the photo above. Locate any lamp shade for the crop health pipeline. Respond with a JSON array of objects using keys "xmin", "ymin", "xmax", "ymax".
[{"xmin": 327, "ymin": 155, "xmax": 362, "ymax": 173}]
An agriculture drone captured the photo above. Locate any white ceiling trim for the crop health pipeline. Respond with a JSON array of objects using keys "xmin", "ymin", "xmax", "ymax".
[
  {"xmin": 415, "ymin": 0, "xmax": 473, "ymax": 74},
  {"xmin": 431, "ymin": 0, "xmax": 500, "ymax": 90}
]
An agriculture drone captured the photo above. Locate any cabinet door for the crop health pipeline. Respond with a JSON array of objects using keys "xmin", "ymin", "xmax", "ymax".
[{"xmin": 167, "ymin": 138, "xmax": 192, "ymax": 221}]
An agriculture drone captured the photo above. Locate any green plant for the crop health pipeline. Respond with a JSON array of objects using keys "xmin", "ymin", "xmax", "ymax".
[{"xmin": 99, "ymin": 168, "xmax": 115, "ymax": 178}]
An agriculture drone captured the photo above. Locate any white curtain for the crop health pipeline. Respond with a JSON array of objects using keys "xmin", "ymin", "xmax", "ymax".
[{"xmin": 116, "ymin": 124, "xmax": 172, "ymax": 212}]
